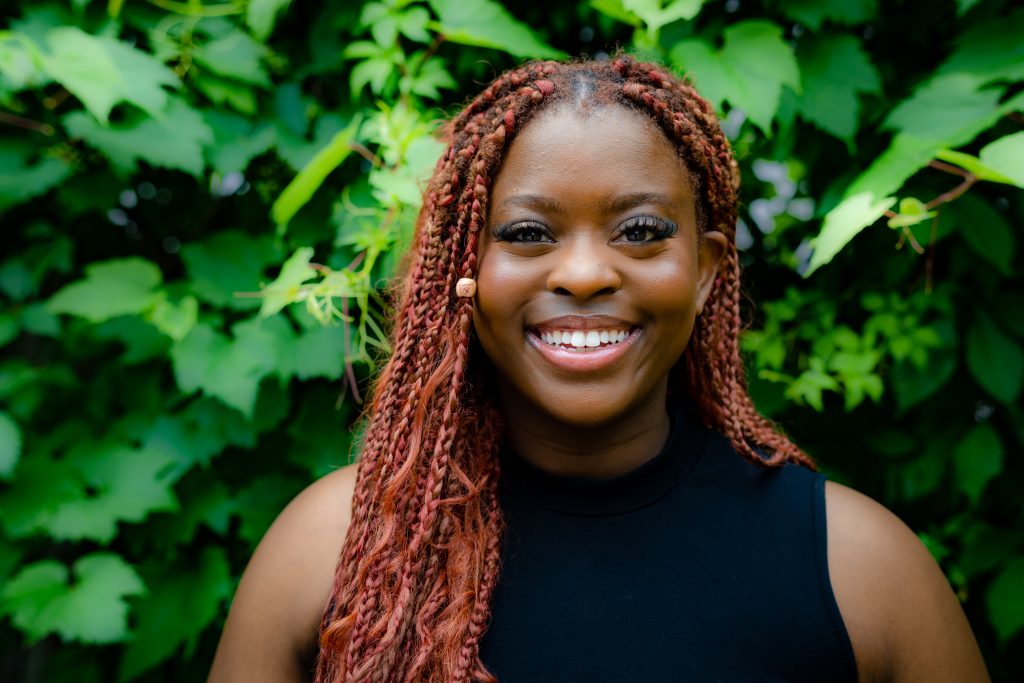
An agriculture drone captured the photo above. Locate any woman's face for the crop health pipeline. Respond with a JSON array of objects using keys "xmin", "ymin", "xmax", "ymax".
[{"xmin": 474, "ymin": 104, "xmax": 726, "ymax": 428}]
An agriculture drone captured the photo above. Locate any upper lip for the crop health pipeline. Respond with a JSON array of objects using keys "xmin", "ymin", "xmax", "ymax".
[{"xmin": 529, "ymin": 315, "xmax": 638, "ymax": 332}]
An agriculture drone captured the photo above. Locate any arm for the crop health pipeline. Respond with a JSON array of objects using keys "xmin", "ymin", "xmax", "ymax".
[
  {"xmin": 825, "ymin": 481, "xmax": 989, "ymax": 683},
  {"xmin": 208, "ymin": 463, "xmax": 358, "ymax": 683}
]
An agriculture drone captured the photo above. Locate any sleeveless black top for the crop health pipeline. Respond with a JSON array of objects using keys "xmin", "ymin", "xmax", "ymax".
[{"xmin": 478, "ymin": 404, "xmax": 858, "ymax": 682}]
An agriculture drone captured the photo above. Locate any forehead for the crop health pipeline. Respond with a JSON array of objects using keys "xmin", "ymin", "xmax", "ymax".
[{"xmin": 490, "ymin": 104, "xmax": 695, "ymax": 211}]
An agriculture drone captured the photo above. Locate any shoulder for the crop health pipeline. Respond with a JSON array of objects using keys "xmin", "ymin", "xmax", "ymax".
[
  {"xmin": 208, "ymin": 463, "xmax": 359, "ymax": 682},
  {"xmin": 824, "ymin": 481, "xmax": 989, "ymax": 683}
]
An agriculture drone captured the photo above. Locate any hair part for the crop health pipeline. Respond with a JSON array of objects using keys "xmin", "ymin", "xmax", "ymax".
[{"xmin": 314, "ymin": 55, "xmax": 815, "ymax": 683}]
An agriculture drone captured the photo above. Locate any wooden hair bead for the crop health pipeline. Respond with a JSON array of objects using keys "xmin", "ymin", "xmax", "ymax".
[{"xmin": 456, "ymin": 278, "xmax": 477, "ymax": 298}]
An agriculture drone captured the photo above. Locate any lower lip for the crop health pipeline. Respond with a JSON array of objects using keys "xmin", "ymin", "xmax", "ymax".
[{"xmin": 526, "ymin": 329, "xmax": 640, "ymax": 373}]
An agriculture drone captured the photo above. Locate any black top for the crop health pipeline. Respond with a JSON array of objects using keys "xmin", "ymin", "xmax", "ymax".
[{"xmin": 478, "ymin": 403, "xmax": 858, "ymax": 682}]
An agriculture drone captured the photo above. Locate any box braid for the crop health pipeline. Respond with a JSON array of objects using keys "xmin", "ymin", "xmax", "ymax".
[{"xmin": 314, "ymin": 56, "xmax": 815, "ymax": 683}]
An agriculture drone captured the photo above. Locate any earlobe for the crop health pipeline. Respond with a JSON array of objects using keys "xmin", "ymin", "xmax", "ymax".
[{"xmin": 696, "ymin": 230, "xmax": 728, "ymax": 313}]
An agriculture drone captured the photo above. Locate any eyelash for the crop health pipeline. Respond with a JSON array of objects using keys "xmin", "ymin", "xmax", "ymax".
[{"xmin": 492, "ymin": 215, "xmax": 678, "ymax": 244}]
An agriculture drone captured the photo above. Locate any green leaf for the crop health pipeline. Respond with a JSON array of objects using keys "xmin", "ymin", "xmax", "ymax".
[
  {"xmin": 949, "ymin": 194, "xmax": 1015, "ymax": 275},
  {"xmin": 0, "ymin": 553, "xmax": 145, "ymax": 644},
  {"xmin": 939, "ymin": 9, "xmax": 1024, "ymax": 82},
  {"xmin": 203, "ymin": 110, "xmax": 277, "ymax": 174},
  {"xmin": 46, "ymin": 444, "xmax": 181, "ymax": 543},
  {"xmin": 118, "ymin": 548, "xmax": 231, "ymax": 680},
  {"xmin": 290, "ymin": 325, "xmax": 349, "ymax": 380},
  {"xmin": 170, "ymin": 317, "xmax": 291, "ymax": 417},
  {"xmin": 259, "ymin": 247, "xmax": 318, "ymax": 318},
  {"xmin": 976, "ymin": 132, "xmax": 1024, "ymax": 189},
  {"xmin": 778, "ymin": 0, "xmax": 876, "ymax": 30},
  {"xmin": 966, "ymin": 312, "xmax": 1023, "ymax": 404},
  {"xmin": 952, "ymin": 425, "xmax": 1004, "ymax": 504},
  {"xmin": 271, "ymin": 115, "xmax": 362, "ymax": 230},
  {"xmin": 40, "ymin": 27, "xmax": 178, "ymax": 124},
  {"xmin": 233, "ymin": 475, "xmax": 305, "ymax": 546},
  {"xmin": 884, "ymin": 74, "xmax": 1004, "ymax": 147},
  {"xmin": 181, "ymin": 231, "xmax": 279, "ymax": 309},
  {"xmin": 806, "ymin": 192, "xmax": 896, "ymax": 275},
  {"xmin": 671, "ymin": 20, "xmax": 800, "ymax": 132},
  {"xmin": 891, "ymin": 350, "xmax": 957, "ymax": 413},
  {"xmin": 0, "ymin": 151, "xmax": 73, "ymax": 212},
  {"xmin": 886, "ymin": 197, "xmax": 935, "ymax": 229},
  {"xmin": 246, "ymin": 0, "xmax": 294, "ymax": 40},
  {"xmin": 46, "ymin": 257, "xmax": 162, "ymax": 323},
  {"xmin": 621, "ymin": 0, "xmax": 704, "ymax": 32},
  {"xmin": 64, "ymin": 97, "xmax": 213, "ymax": 177},
  {"xmin": 427, "ymin": 0, "xmax": 564, "ymax": 58},
  {"xmin": 987, "ymin": 556, "xmax": 1024, "ymax": 643},
  {"xmin": 0, "ymin": 411, "xmax": 21, "ymax": 480},
  {"xmin": 796, "ymin": 33, "xmax": 880, "ymax": 142},
  {"xmin": 193, "ymin": 28, "xmax": 270, "ymax": 87},
  {"xmin": 932, "ymin": 149, "xmax": 1018, "ymax": 185},
  {"xmin": 146, "ymin": 294, "xmax": 198, "ymax": 342}
]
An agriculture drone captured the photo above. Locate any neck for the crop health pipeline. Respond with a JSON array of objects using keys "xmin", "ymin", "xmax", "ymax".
[{"xmin": 498, "ymin": 384, "xmax": 672, "ymax": 479}]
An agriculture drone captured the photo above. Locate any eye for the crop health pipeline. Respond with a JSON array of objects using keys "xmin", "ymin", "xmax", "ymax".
[
  {"xmin": 492, "ymin": 221, "xmax": 554, "ymax": 243},
  {"xmin": 615, "ymin": 215, "xmax": 678, "ymax": 243}
]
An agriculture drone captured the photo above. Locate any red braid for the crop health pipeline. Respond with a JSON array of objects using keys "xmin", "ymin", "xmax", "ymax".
[{"xmin": 315, "ymin": 56, "xmax": 813, "ymax": 683}]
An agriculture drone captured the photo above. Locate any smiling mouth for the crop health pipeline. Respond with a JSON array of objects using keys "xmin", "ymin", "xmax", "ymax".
[{"xmin": 533, "ymin": 327, "xmax": 637, "ymax": 351}]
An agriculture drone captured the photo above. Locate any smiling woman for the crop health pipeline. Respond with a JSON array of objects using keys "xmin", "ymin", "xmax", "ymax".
[{"xmin": 209, "ymin": 57, "xmax": 990, "ymax": 683}]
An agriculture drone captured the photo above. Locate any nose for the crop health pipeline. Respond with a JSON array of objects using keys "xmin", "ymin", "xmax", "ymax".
[{"xmin": 546, "ymin": 238, "xmax": 622, "ymax": 299}]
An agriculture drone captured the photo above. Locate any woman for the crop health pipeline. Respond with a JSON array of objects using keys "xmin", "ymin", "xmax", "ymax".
[{"xmin": 209, "ymin": 57, "xmax": 989, "ymax": 682}]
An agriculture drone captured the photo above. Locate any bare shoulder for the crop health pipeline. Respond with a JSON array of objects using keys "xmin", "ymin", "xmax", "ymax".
[
  {"xmin": 208, "ymin": 463, "xmax": 359, "ymax": 682},
  {"xmin": 824, "ymin": 481, "xmax": 989, "ymax": 683}
]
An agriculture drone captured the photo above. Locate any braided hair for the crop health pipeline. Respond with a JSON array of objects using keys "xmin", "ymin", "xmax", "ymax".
[{"xmin": 313, "ymin": 56, "xmax": 815, "ymax": 683}]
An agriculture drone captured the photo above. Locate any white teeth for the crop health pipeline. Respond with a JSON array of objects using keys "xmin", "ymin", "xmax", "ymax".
[{"xmin": 537, "ymin": 328, "xmax": 632, "ymax": 349}]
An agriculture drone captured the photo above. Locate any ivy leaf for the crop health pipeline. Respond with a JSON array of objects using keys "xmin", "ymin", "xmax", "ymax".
[
  {"xmin": 170, "ymin": 317, "xmax": 290, "ymax": 417},
  {"xmin": 987, "ymin": 556, "xmax": 1024, "ymax": 643},
  {"xmin": 259, "ymin": 247, "xmax": 318, "ymax": 317},
  {"xmin": 193, "ymin": 27, "xmax": 271, "ymax": 87},
  {"xmin": 0, "ymin": 149, "xmax": 73, "ymax": 212},
  {"xmin": 146, "ymin": 294, "xmax": 198, "ymax": 342},
  {"xmin": 966, "ymin": 312, "xmax": 1023, "ymax": 404},
  {"xmin": 778, "ymin": 0, "xmax": 876, "ymax": 30},
  {"xmin": 182, "ymin": 231, "xmax": 279, "ymax": 309},
  {"xmin": 246, "ymin": 0, "xmax": 294, "ymax": 40},
  {"xmin": 118, "ymin": 548, "xmax": 231, "ymax": 680},
  {"xmin": 427, "ymin": 0, "xmax": 564, "ymax": 59},
  {"xmin": 949, "ymin": 194, "xmax": 1015, "ymax": 275},
  {"xmin": 952, "ymin": 425, "xmax": 1004, "ymax": 504},
  {"xmin": 40, "ymin": 27, "xmax": 178, "ymax": 124},
  {"xmin": 805, "ymin": 192, "xmax": 896, "ymax": 275},
  {"xmin": 271, "ymin": 115, "xmax": 362, "ymax": 231},
  {"xmin": 64, "ymin": 97, "xmax": 213, "ymax": 177},
  {"xmin": 621, "ymin": 0, "xmax": 705, "ymax": 32},
  {"xmin": 46, "ymin": 257, "xmax": 162, "ymax": 323},
  {"xmin": 290, "ymin": 325, "xmax": 349, "ymax": 380},
  {"xmin": 939, "ymin": 9, "xmax": 1024, "ymax": 83},
  {"xmin": 796, "ymin": 33, "xmax": 880, "ymax": 142},
  {"xmin": 46, "ymin": 444, "xmax": 181, "ymax": 543},
  {"xmin": 976, "ymin": 132, "xmax": 1024, "ymax": 189},
  {"xmin": 203, "ymin": 110, "xmax": 277, "ymax": 175},
  {"xmin": 671, "ymin": 20, "xmax": 801, "ymax": 132},
  {"xmin": 884, "ymin": 74, "xmax": 1004, "ymax": 147},
  {"xmin": 0, "ymin": 411, "xmax": 21, "ymax": 480},
  {"xmin": 891, "ymin": 349, "xmax": 957, "ymax": 414},
  {"xmin": 0, "ymin": 553, "xmax": 145, "ymax": 644}
]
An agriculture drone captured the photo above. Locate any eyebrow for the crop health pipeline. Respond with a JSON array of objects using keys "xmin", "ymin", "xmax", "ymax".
[{"xmin": 498, "ymin": 191, "xmax": 677, "ymax": 214}]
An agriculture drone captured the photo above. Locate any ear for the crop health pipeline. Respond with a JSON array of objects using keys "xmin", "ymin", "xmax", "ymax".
[{"xmin": 695, "ymin": 230, "xmax": 728, "ymax": 315}]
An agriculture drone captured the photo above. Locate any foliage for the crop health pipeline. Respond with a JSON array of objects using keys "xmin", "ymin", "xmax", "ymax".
[{"xmin": 0, "ymin": 0, "xmax": 1022, "ymax": 680}]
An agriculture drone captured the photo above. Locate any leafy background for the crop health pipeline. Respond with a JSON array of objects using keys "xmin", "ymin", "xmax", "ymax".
[{"xmin": 1, "ymin": 0, "xmax": 1022, "ymax": 680}]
